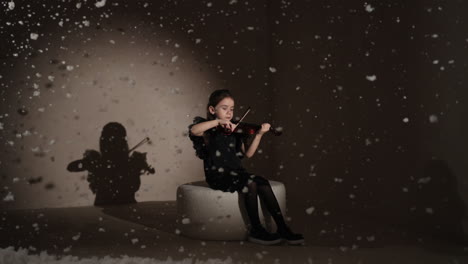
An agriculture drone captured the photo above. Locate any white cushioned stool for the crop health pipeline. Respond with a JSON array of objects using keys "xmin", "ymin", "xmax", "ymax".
[{"xmin": 176, "ymin": 180, "xmax": 286, "ymax": 241}]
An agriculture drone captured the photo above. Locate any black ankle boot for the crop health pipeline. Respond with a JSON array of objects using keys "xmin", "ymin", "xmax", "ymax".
[
  {"xmin": 248, "ymin": 226, "xmax": 282, "ymax": 245},
  {"xmin": 277, "ymin": 227, "xmax": 305, "ymax": 245}
]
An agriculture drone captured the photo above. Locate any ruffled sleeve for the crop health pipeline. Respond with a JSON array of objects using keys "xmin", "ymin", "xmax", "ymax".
[{"xmin": 188, "ymin": 116, "xmax": 208, "ymax": 160}]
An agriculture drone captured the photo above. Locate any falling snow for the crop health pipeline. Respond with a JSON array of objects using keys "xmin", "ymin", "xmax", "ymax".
[
  {"xmin": 305, "ymin": 207, "xmax": 315, "ymax": 215},
  {"xmin": 364, "ymin": 4, "xmax": 375, "ymax": 13},
  {"xmin": 8, "ymin": 1, "xmax": 15, "ymax": 10},
  {"xmin": 366, "ymin": 75, "xmax": 377, "ymax": 82},
  {"xmin": 0, "ymin": 2, "xmax": 466, "ymax": 262},
  {"xmin": 3, "ymin": 192, "xmax": 14, "ymax": 202},
  {"xmin": 95, "ymin": 0, "xmax": 106, "ymax": 8},
  {"xmin": 30, "ymin": 33, "xmax": 39, "ymax": 40}
]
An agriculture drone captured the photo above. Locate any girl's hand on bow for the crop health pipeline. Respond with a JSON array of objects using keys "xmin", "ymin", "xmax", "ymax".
[{"xmin": 217, "ymin": 119, "xmax": 237, "ymax": 133}]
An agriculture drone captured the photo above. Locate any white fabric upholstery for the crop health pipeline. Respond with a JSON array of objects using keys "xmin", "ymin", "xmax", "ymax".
[{"xmin": 176, "ymin": 180, "xmax": 286, "ymax": 240}]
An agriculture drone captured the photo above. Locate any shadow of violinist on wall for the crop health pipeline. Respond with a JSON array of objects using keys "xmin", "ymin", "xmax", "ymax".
[{"xmin": 67, "ymin": 122, "xmax": 155, "ymax": 206}]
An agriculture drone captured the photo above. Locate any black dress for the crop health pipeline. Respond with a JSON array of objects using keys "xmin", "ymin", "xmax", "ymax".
[{"xmin": 188, "ymin": 116, "xmax": 254, "ymax": 193}]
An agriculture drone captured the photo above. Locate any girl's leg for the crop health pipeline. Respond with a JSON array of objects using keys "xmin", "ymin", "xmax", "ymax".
[
  {"xmin": 245, "ymin": 179, "xmax": 282, "ymax": 245},
  {"xmin": 253, "ymin": 175, "xmax": 304, "ymax": 244},
  {"xmin": 245, "ymin": 180, "xmax": 262, "ymax": 230},
  {"xmin": 252, "ymin": 176, "xmax": 288, "ymax": 232}
]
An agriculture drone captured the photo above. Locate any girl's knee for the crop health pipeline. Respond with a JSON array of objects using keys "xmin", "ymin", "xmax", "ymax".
[{"xmin": 252, "ymin": 175, "xmax": 269, "ymax": 186}]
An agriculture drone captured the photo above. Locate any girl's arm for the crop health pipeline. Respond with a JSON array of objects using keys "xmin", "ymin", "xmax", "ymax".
[
  {"xmin": 190, "ymin": 120, "xmax": 219, "ymax": 136},
  {"xmin": 242, "ymin": 123, "xmax": 270, "ymax": 158},
  {"xmin": 190, "ymin": 119, "xmax": 234, "ymax": 136}
]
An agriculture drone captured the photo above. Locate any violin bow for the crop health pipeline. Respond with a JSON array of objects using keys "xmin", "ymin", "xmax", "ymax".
[
  {"xmin": 225, "ymin": 107, "xmax": 250, "ymax": 134},
  {"xmin": 237, "ymin": 106, "xmax": 251, "ymax": 124},
  {"xmin": 129, "ymin": 137, "xmax": 151, "ymax": 153}
]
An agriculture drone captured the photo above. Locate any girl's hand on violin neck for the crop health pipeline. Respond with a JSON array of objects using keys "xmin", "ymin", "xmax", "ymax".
[{"xmin": 257, "ymin": 123, "xmax": 271, "ymax": 135}]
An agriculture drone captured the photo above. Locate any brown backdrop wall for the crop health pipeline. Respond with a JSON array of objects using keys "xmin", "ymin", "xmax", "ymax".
[{"xmin": 1, "ymin": 0, "xmax": 467, "ymax": 236}]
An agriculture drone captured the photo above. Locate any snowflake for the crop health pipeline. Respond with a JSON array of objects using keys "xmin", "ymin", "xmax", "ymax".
[
  {"xmin": 366, "ymin": 75, "xmax": 377, "ymax": 82},
  {"xmin": 72, "ymin": 233, "xmax": 81, "ymax": 241},
  {"xmin": 95, "ymin": 0, "xmax": 106, "ymax": 8},
  {"xmin": 3, "ymin": 192, "xmax": 14, "ymax": 202},
  {"xmin": 241, "ymin": 186, "xmax": 248, "ymax": 193},
  {"xmin": 365, "ymin": 138, "xmax": 372, "ymax": 146},
  {"xmin": 364, "ymin": 4, "xmax": 375, "ymax": 12},
  {"xmin": 8, "ymin": 1, "xmax": 15, "ymax": 10},
  {"xmin": 30, "ymin": 33, "xmax": 39, "ymax": 40},
  {"xmin": 305, "ymin": 207, "xmax": 315, "ymax": 215}
]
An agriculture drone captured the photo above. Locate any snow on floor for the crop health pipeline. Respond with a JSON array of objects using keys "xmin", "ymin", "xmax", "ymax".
[
  {"xmin": 2, "ymin": 202, "xmax": 468, "ymax": 264},
  {"xmin": 0, "ymin": 247, "xmax": 232, "ymax": 264}
]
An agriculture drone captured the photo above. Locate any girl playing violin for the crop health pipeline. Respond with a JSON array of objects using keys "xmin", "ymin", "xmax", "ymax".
[{"xmin": 188, "ymin": 89, "xmax": 304, "ymax": 245}]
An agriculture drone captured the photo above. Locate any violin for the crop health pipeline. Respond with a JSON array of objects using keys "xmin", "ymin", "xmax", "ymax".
[
  {"xmin": 129, "ymin": 137, "xmax": 155, "ymax": 174},
  {"xmin": 218, "ymin": 107, "xmax": 283, "ymax": 136}
]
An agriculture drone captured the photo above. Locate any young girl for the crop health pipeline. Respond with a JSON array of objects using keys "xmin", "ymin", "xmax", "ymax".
[{"xmin": 188, "ymin": 89, "xmax": 304, "ymax": 245}]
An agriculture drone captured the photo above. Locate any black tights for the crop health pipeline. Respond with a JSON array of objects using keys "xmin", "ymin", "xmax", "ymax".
[{"xmin": 244, "ymin": 175, "xmax": 288, "ymax": 232}]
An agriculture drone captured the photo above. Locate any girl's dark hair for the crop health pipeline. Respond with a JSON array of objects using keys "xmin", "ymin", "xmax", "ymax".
[{"xmin": 206, "ymin": 89, "xmax": 233, "ymax": 120}]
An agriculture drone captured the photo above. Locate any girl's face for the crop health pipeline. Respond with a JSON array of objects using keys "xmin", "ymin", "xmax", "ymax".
[{"xmin": 209, "ymin": 97, "xmax": 234, "ymax": 121}]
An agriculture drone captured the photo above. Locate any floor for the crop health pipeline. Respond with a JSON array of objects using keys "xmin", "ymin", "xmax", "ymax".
[{"xmin": 1, "ymin": 201, "xmax": 467, "ymax": 264}]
